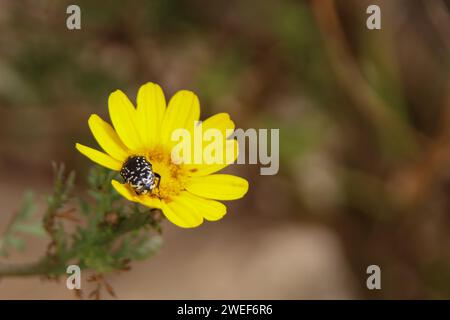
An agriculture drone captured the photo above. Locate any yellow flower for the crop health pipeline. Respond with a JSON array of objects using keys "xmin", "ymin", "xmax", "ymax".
[{"xmin": 75, "ymin": 83, "xmax": 248, "ymax": 228}]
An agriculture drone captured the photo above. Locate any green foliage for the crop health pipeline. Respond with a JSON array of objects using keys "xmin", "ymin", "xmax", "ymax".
[
  {"xmin": 0, "ymin": 191, "xmax": 46, "ymax": 257},
  {"xmin": 0, "ymin": 164, "xmax": 163, "ymax": 277}
]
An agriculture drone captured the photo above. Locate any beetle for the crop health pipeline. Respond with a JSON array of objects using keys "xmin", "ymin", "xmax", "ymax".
[{"xmin": 120, "ymin": 156, "xmax": 161, "ymax": 195}]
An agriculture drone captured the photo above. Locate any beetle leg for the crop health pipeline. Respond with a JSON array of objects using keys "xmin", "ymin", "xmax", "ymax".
[
  {"xmin": 152, "ymin": 173, "xmax": 162, "ymax": 199},
  {"xmin": 154, "ymin": 173, "xmax": 161, "ymax": 189}
]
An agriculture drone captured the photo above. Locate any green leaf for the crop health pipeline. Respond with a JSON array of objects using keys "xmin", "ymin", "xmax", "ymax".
[
  {"xmin": 132, "ymin": 236, "xmax": 162, "ymax": 260},
  {"xmin": 5, "ymin": 236, "xmax": 26, "ymax": 251},
  {"xmin": 16, "ymin": 191, "xmax": 36, "ymax": 220},
  {"xmin": 12, "ymin": 223, "xmax": 46, "ymax": 237}
]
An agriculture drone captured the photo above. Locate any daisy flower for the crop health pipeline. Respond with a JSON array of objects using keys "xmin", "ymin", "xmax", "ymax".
[{"xmin": 76, "ymin": 83, "xmax": 248, "ymax": 228}]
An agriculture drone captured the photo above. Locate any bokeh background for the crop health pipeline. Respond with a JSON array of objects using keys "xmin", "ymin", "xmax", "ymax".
[{"xmin": 1, "ymin": 0, "xmax": 450, "ymax": 299}]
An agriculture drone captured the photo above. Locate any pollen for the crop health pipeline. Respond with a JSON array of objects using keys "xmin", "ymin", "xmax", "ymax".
[{"xmin": 146, "ymin": 146, "xmax": 188, "ymax": 201}]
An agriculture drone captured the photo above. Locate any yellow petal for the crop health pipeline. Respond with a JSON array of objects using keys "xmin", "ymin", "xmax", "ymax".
[
  {"xmin": 179, "ymin": 113, "xmax": 236, "ymax": 174},
  {"xmin": 75, "ymin": 143, "xmax": 122, "ymax": 170},
  {"xmin": 88, "ymin": 114, "xmax": 129, "ymax": 161},
  {"xmin": 112, "ymin": 180, "xmax": 163, "ymax": 209},
  {"xmin": 182, "ymin": 192, "xmax": 226, "ymax": 221},
  {"xmin": 185, "ymin": 139, "xmax": 239, "ymax": 176},
  {"xmin": 108, "ymin": 90, "xmax": 142, "ymax": 150},
  {"xmin": 160, "ymin": 90, "xmax": 200, "ymax": 147},
  {"xmin": 201, "ymin": 113, "xmax": 235, "ymax": 138},
  {"xmin": 138, "ymin": 196, "xmax": 163, "ymax": 209},
  {"xmin": 186, "ymin": 174, "xmax": 249, "ymax": 200},
  {"xmin": 161, "ymin": 196, "xmax": 203, "ymax": 228},
  {"xmin": 136, "ymin": 83, "xmax": 166, "ymax": 149},
  {"xmin": 111, "ymin": 180, "xmax": 137, "ymax": 201}
]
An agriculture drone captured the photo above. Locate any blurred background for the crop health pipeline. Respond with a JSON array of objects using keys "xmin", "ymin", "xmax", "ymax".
[{"xmin": 1, "ymin": 0, "xmax": 450, "ymax": 299}]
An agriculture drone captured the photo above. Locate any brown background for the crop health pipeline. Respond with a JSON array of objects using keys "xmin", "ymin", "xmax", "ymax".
[{"xmin": 1, "ymin": 0, "xmax": 450, "ymax": 299}]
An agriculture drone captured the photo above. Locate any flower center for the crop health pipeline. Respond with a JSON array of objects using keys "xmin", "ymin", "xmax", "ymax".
[{"xmin": 145, "ymin": 146, "xmax": 188, "ymax": 201}]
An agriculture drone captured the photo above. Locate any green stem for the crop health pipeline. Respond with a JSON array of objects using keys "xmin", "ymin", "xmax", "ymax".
[{"xmin": 0, "ymin": 257, "xmax": 63, "ymax": 277}]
